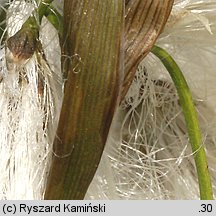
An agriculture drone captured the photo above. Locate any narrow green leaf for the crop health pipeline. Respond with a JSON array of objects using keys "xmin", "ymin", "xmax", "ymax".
[{"xmin": 151, "ymin": 45, "xmax": 213, "ymax": 200}]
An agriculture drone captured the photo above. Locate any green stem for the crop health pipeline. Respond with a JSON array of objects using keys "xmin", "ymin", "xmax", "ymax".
[
  {"xmin": 37, "ymin": 0, "xmax": 54, "ymax": 23},
  {"xmin": 44, "ymin": 5, "xmax": 63, "ymax": 38},
  {"xmin": 151, "ymin": 45, "xmax": 213, "ymax": 200},
  {"xmin": 0, "ymin": 12, "xmax": 6, "ymax": 42},
  {"xmin": 0, "ymin": 3, "xmax": 10, "ymax": 43},
  {"xmin": 28, "ymin": 0, "xmax": 62, "ymax": 38},
  {"xmin": 44, "ymin": 0, "xmax": 124, "ymax": 200}
]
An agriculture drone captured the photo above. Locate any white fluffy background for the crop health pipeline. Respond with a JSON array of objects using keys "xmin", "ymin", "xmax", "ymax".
[
  {"xmin": 0, "ymin": 0, "xmax": 216, "ymax": 199},
  {"xmin": 0, "ymin": 0, "xmax": 63, "ymax": 199},
  {"xmin": 86, "ymin": 0, "xmax": 216, "ymax": 199}
]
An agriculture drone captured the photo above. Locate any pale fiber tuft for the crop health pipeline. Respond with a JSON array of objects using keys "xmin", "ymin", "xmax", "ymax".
[
  {"xmin": 0, "ymin": 0, "xmax": 62, "ymax": 199},
  {"xmin": 1, "ymin": 0, "xmax": 216, "ymax": 200}
]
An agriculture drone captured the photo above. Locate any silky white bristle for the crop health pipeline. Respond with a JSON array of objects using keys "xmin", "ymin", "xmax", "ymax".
[
  {"xmin": 0, "ymin": 0, "xmax": 62, "ymax": 199},
  {"xmin": 86, "ymin": 0, "xmax": 216, "ymax": 199},
  {"xmin": 1, "ymin": 0, "xmax": 216, "ymax": 200}
]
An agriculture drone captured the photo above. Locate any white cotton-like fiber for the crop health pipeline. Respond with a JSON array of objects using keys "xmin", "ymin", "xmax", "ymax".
[
  {"xmin": 1, "ymin": 0, "xmax": 216, "ymax": 200},
  {"xmin": 86, "ymin": 0, "xmax": 216, "ymax": 199},
  {"xmin": 0, "ymin": 0, "xmax": 63, "ymax": 199}
]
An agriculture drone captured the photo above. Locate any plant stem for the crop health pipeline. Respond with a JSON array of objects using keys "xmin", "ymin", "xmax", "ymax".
[
  {"xmin": 151, "ymin": 45, "xmax": 213, "ymax": 200},
  {"xmin": 0, "ymin": 3, "xmax": 10, "ymax": 43},
  {"xmin": 37, "ymin": 0, "xmax": 54, "ymax": 23},
  {"xmin": 44, "ymin": 5, "xmax": 63, "ymax": 38},
  {"xmin": 121, "ymin": 0, "xmax": 174, "ymax": 101},
  {"xmin": 44, "ymin": 0, "xmax": 124, "ymax": 200},
  {"xmin": 29, "ymin": 0, "xmax": 63, "ymax": 39}
]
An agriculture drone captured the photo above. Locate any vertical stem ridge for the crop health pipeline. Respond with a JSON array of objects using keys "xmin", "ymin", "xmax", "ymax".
[
  {"xmin": 151, "ymin": 45, "xmax": 213, "ymax": 200},
  {"xmin": 44, "ymin": 0, "xmax": 124, "ymax": 200}
]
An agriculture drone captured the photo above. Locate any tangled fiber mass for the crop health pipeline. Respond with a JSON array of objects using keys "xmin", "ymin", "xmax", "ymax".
[{"xmin": 0, "ymin": 0, "xmax": 216, "ymax": 199}]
